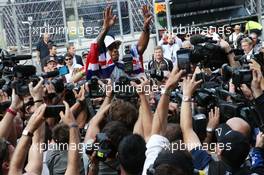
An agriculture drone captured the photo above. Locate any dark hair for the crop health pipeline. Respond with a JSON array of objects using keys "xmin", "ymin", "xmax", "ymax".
[
  {"xmin": 151, "ymin": 150, "xmax": 194, "ymax": 175},
  {"xmin": 164, "ymin": 123, "xmax": 182, "ymax": 142},
  {"xmin": 109, "ymin": 99, "xmax": 138, "ymax": 131},
  {"xmin": 102, "ymin": 121, "xmax": 130, "ymax": 158},
  {"xmin": 0, "ymin": 138, "xmax": 9, "ymax": 173},
  {"xmin": 118, "ymin": 134, "xmax": 146, "ymax": 174},
  {"xmin": 52, "ymin": 123, "xmax": 69, "ymax": 149},
  {"xmin": 64, "ymin": 52, "xmax": 73, "ymax": 59},
  {"xmin": 48, "ymin": 44, "xmax": 57, "ymax": 50}
]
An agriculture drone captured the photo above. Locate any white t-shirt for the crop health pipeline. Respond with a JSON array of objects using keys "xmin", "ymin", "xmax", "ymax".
[{"xmin": 142, "ymin": 135, "xmax": 170, "ymax": 175}]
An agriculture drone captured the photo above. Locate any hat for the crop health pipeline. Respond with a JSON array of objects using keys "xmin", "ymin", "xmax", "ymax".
[
  {"xmin": 215, "ymin": 123, "xmax": 250, "ymax": 168},
  {"xmin": 104, "ymin": 35, "xmax": 122, "ymax": 49},
  {"xmin": 44, "ymin": 56, "xmax": 57, "ymax": 65}
]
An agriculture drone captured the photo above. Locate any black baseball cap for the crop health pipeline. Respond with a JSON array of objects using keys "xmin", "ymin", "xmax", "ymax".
[
  {"xmin": 44, "ymin": 56, "xmax": 57, "ymax": 65},
  {"xmin": 215, "ymin": 123, "xmax": 250, "ymax": 168}
]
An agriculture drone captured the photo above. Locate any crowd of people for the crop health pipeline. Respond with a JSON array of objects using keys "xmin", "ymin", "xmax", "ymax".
[{"xmin": 1, "ymin": 4, "xmax": 264, "ymax": 175}]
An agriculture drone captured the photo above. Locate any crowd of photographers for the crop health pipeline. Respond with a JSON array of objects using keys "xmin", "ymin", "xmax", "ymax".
[{"xmin": 1, "ymin": 4, "xmax": 264, "ymax": 175}]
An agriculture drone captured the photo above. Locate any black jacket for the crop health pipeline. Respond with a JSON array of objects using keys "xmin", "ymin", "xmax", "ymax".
[{"xmin": 75, "ymin": 55, "xmax": 84, "ymax": 66}]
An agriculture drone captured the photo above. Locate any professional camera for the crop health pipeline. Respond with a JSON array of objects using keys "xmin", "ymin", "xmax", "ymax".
[
  {"xmin": 113, "ymin": 76, "xmax": 140, "ymax": 99},
  {"xmin": 88, "ymin": 77, "xmax": 106, "ymax": 98},
  {"xmin": 11, "ymin": 65, "xmax": 38, "ymax": 96},
  {"xmin": 149, "ymin": 69, "xmax": 164, "ymax": 81},
  {"xmin": 0, "ymin": 49, "xmax": 32, "ymax": 72},
  {"xmin": 176, "ymin": 35, "xmax": 228, "ymax": 70},
  {"xmin": 222, "ymin": 64, "xmax": 252, "ymax": 86},
  {"xmin": 85, "ymin": 133, "xmax": 113, "ymax": 161},
  {"xmin": 122, "ymin": 45, "xmax": 133, "ymax": 74}
]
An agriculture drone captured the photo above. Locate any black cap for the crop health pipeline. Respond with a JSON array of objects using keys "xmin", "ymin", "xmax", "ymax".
[
  {"xmin": 44, "ymin": 56, "xmax": 57, "ymax": 66},
  {"xmin": 215, "ymin": 123, "xmax": 250, "ymax": 168}
]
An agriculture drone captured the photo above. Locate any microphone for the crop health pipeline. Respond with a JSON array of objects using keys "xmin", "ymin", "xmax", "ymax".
[
  {"xmin": 190, "ymin": 35, "xmax": 216, "ymax": 45},
  {"xmin": 13, "ymin": 65, "xmax": 36, "ymax": 78}
]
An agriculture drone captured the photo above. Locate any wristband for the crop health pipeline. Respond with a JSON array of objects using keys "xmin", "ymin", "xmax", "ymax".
[
  {"xmin": 6, "ymin": 108, "xmax": 17, "ymax": 116},
  {"xmin": 182, "ymin": 96, "xmax": 192, "ymax": 102},
  {"xmin": 22, "ymin": 129, "xmax": 34, "ymax": 137},
  {"xmin": 69, "ymin": 122, "xmax": 78, "ymax": 128},
  {"xmin": 34, "ymin": 99, "xmax": 44, "ymax": 104},
  {"xmin": 206, "ymin": 127, "xmax": 215, "ymax": 133}
]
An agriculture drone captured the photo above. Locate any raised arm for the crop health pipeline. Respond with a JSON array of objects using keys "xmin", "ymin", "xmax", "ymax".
[
  {"xmin": 9, "ymin": 104, "xmax": 46, "ymax": 175},
  {"xmin": 25, "ymin": 78, "xmax": 46, "ymax": 174},
  {"xmin": 151, "ymin": 67, "xmax": 184, "ymax": 135},
  {"xmin": 132, "ymin": 77, "xmax": 153, "ymax": 141},
  {"xmin": 97, "ymin": 6, "xmax": 117, "ymax": 46},
  {"xmin": 137, "ymin": 5, "xmax": 152, "ymax": 55},
  {"xmin": 180, "ymin": 74, "xmax": 202, "ymax": 151},
  {"xmin": 59, "ymin": 101, "xmax": 81, "ymax": 175},
  {"xmin": 84, "ymin": 104, "xmax": 111, "ymax": 143},
  {"xmin": 0, "ymin": 90, "xmax": 23, "ymax": 139}
]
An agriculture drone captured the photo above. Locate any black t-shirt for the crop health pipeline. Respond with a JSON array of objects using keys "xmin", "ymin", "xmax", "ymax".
[
  {"xmin": 36, "ymin": 39, "xmax": 50, "ymax": 60},
  {"xmin": 148, "ymin": 58, "xmax": 173, "ymax": 72}
]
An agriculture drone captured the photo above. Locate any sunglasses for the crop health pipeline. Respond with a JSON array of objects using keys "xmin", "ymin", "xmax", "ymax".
[{"xmin": 65, "ymin": 57, "xmax": 72, "ymax": 61}]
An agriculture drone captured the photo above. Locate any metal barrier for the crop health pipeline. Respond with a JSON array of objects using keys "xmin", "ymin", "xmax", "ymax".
[{"xmin": 0, "ymin": 0, "xmax": 155, "ymax": 54}]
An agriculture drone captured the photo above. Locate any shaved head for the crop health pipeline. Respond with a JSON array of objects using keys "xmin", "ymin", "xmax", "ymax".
[{"xmin": 226, "ymin": 117, "xmax": 251, "ymax": 138}]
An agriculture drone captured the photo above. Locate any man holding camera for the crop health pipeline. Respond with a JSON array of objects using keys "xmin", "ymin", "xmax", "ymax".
[{"xmin": 85, "ymin": 5, "xmax": 152, "ymax": 82}]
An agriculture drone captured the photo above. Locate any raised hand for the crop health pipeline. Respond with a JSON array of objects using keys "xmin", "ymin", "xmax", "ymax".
[
  {"xmin": 103, "ymin": 6, "xmax": 117, "ymax": 30},
  {"xmin": 182, "ymin": 74, "xmax": 203, "ymax": 97},
  {"xmin": 207, "ymin": 107, "xmax": 220, "ymax": 130},
  {"xmin": 59, "ymin": 101, "xmax": 76, "ymax": 126},
  {"xmin": 251, "ymin": 69, "xmax": 263, "ymax": 98},
  {"xmin": 142, "ymin": 5, "xmax": 152, "ymax": 30},
  {"xmin": 29, "ymin": 77, "xmax": 44, "ymax": 101},
  {"xmin": 10, "ymin": 89, "xmax": 23, "ymax": 112},
  {"xmin": 25, "ymin": 103, "xmax": 46, "ymax": 133},
  {"xmin": 164, "ymin": 66, "xmax": 185, "ymax": 90}
]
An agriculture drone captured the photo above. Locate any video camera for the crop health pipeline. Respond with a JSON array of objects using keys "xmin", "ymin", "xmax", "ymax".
[
  {"xmin": 122, "ymin": 45, "xmax": 133, "ymax": 74},
  {"xmin": 177, "ymin": 35, "xmax": 228, "ymax": 71},
  {"xmin": 86, "ymin": 133, "xmax": 113, "ymax": 161},
  {"xmin": 222, "ymin": 64, "xmax": 252, "ymax": 87}
]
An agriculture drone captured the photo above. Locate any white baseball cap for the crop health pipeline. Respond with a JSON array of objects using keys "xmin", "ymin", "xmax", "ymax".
[{"xmin": 104, "ymin": 35, "xmax": 122, "ymax": 49}]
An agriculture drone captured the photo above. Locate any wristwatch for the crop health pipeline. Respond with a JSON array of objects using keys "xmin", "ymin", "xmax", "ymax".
[
  {"xmin": 161, "ymin": 88, "xmax": 172, "ymax": 96},
  {"xmin": 206, "ymin": 127, "xmax": 214, "ymax": 133},
  {"xmin": 182, "ymin": 96, "xmax": 192, "ymax": 102},
  {"xmin": 22, "ymin": 129, "xmax": 33, "ymax": 137}
]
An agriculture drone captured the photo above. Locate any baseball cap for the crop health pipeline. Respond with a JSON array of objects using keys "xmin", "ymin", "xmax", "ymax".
[
  {"xmin": 215, "ymin": 123, "xmax": 250, "ymax": 168},
  {"xmin": 104, "ymin": 35, "xmax": 121, "ymax": 49},
  {"xmin": 44, "ymin": 56, "xmax": 57, "ymax": 65}
]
